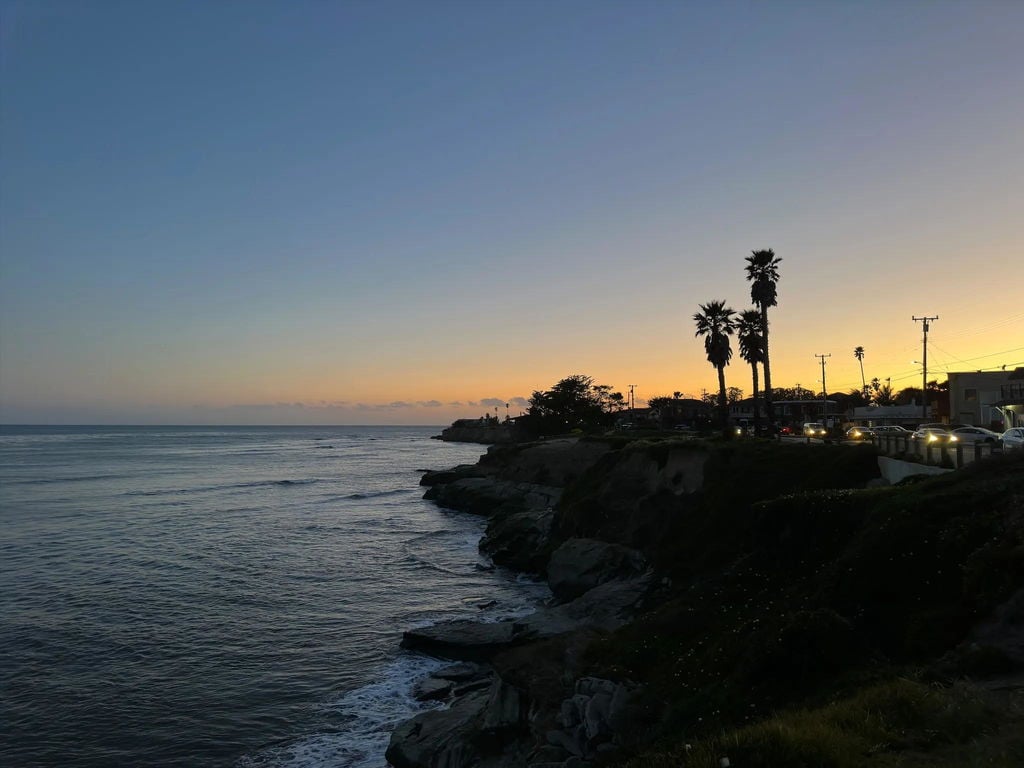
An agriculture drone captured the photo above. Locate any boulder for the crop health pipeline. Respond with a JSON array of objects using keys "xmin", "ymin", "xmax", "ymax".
[
  {"xmin": 547, "ymin": 539, "xmax": 647, "ymax": 602},
  {"xmin": 385, "ymin": 689, "xmax": 490, "ymax": 768},
  {"xmin": 544, "ymin": 677, "xmax": 636, "ymax": 760},
  {"xmin": 401, "ymin": 620, "xmax": 522, "ymax": 661},
  {"xmin": 480, "ymin": 507, "xmax": 556, "ymax": 573},
  {"xmin": 481, "ymin": 678, "xmax": 525, "ymax": 734},
  {"xmin": 413, "ymin": 676, "xmax": 454, "ymax": 702}
]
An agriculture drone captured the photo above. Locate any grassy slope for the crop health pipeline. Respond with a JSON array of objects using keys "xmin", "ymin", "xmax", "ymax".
[{"xmin": 559, "ymin": 443, "xmax": 1024, "ymax": 765}]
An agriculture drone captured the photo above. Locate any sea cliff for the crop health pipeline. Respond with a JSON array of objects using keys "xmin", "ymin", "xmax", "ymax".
[
  {"xmin": 435, "ymin": 418, "xmax": 522, "ymax": 445},
  {"xmin": 389, "ymin": 437, "xmax": 1024, "ymax": 767}
]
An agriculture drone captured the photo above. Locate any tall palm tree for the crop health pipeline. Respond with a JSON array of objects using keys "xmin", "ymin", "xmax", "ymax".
[
  {"xmin": 693, "ymin": 300, "xmax": 736, "ymax": 428},
  {"xmin": 854, "ymin": 346, "xmax": 867, "ymax": 398},
  {"xmin": 737, "ymin": 310, "xmax": 766, "ymax": 435},
  {"xmin": 745, "ymin": 249, "xmax": 782, "ymax": 427}
]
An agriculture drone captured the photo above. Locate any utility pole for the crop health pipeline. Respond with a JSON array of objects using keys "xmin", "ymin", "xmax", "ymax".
[
  {"xmin": 912, "ymin": 315, "xmax": 938, "ymax": 420},
  {"xmin": 815, "ymin": 353, "xmax": 831, "ymax": 425},
  {"xmin": 628, "ymin": 384, "xmax": 636, "ymax": 421}
]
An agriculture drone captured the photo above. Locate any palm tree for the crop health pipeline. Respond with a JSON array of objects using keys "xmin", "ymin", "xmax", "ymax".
[
  {"xmin": 736, "ymin": 310, "xmax": 766, "ymax": 435},
  {"xmin": 693, "ymin": 300, "xmax": 736, "ymax": 428},
  {"xmin": 745, "ymin": 249, "xmax": 782, "ymax": 427},
  {"xmin": 854, "ymin": 346, "xmax": 867, "ymax": 398}
]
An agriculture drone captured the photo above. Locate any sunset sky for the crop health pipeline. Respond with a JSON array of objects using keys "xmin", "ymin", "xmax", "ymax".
[{"xmin": 2, "ymin": 1, "xmax": 1022, "ymax": 425}]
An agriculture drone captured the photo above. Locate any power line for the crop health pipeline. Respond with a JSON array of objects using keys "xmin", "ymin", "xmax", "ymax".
[{"xmin": 936, "ymin": 312, "xmax": 1024, "ymax": 341}]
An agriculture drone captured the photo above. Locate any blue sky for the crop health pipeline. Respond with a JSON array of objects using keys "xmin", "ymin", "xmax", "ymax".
[{"xmin": 2, "ymin": 1, "xmax": 1022, "ymax": 424}]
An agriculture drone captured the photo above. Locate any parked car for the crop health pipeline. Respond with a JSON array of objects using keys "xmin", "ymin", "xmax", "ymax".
[
  {"xmin": 845, "ymin": 426, "xmax": 874, "ymax": 441},
  {"xmin": 1000, "ymin": 427, "xmax": 1024, "ymax": 449},
  {"xmin": 802, "ymin": 422, "xmax": 827, "ymax": 438},
  {"xmin": 870, "ymin": 425, "xmax": 912, "ymax": 435},
  {"xmin": 948, "ymin": 426, "xmax": 1002, "ymax": 444},
  {"xmin": 911, "ymin": 427, "xmax": 952, "ymax": 444}
]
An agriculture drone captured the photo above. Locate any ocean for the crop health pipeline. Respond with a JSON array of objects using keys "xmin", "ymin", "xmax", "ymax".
[{"xmin": 0, "ymin": 425, "xmax": 549, "ymax": 767}]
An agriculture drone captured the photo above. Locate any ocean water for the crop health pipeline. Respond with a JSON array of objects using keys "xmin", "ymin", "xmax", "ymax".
[{"xmin": 0, "ymin": 425, "xmax": 549, "ymax": 767}]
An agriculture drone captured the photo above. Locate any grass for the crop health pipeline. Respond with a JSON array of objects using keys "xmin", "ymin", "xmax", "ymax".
[
  {"xmin": 569, "ymin": 448, "xmax": 1024, "ymax": 763},
  {"xmin": 629, "ymin": 678, "xmax": 1024, "ymax": 768}
]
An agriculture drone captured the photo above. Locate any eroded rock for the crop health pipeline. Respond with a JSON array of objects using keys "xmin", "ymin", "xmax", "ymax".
[{"xmin": 547, "ymin": 539, "xmax": 647, "ymax": 602}]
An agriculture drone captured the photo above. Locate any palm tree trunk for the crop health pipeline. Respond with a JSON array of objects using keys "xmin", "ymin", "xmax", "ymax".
[
  {"xmin": 859, "ymin": 360, "xmax": 866, "ymax": 396},
  {"xmin": 717, "ymin": 364, "xmax": 728, "ymax": 430},
  {"xmin": 761, "ymin": 306, "xmax": 774, "ymax": 427},
  {"xmin": 751, "ymin": 363, "xmax": 761, "ymax": 435}
]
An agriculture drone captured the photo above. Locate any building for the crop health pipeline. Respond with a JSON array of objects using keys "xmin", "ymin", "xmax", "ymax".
[
  {"xmin": 948, "ymin": 368, "xmax": 1024, "ymax": 429},
  {"xmin": 651, "ymin": 398, "xmax": 711, "ymax": 427},
  {"xmin": 728, "ymin": 398, "xmax": 840, "ymax": 429},
  {"xmin": 849, "ymin": 403, "xmax": 928, "ymax": 428}
]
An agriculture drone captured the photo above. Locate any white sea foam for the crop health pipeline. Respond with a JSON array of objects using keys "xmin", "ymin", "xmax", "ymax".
[{"xmin": 239, "ymin": 654, "xmax": 446, "ymax": 768}]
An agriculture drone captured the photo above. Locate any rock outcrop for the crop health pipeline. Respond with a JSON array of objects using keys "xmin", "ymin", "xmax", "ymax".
[
  {"xmin": 388, "ymin": 437, "xmax": 706, "ymax": 768},
  {"xmin": 545, "ymin": 677, "xmax": 635, "ymax": 761},
  {"xmin": 436, "ymin": 419, "xmax": 522, "ymax": 445},
  {"xmin": 401, "ymin": 573, "xmax": 656, "ymax": 662},
  {"xmin": 386, "ymin": 668, "xmax": 529, "ymax": 768},
  {"xmin": 546, "ymin": 539, "xmax": 647, "ymax": 603}
]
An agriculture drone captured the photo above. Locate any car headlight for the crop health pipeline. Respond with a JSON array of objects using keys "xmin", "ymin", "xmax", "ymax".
[
  {"xmin": 948, "ymin": 435, "xmax": 957, "ymax": 442},
  {"xmin": 928, "ymin": 433, "xmax": 938, "ymax": 442}
]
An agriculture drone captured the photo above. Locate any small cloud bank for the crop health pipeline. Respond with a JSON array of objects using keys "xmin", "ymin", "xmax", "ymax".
[{"xmin": 0, "ymin": 395, "xmax": 529, "ymax": 426}]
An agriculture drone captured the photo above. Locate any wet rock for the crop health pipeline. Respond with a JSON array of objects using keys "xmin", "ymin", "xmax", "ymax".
[
  {"xmin": 480, "ymin": 506, "xmax": 556, "ymax": 573},
  {"xmin": 401, "ymin": 620, "xmax": 520, "ymax": 661},
  {"xmin": 385, "ymin": 689, "xmax": 489, "ymax": 768},
  {"xmin": 435, "ymin": 662, "xmax": 488, "ymax": 682},
  {"xmin": 413, "ymin": 676, "xmax": 453, "ymax": 702}
]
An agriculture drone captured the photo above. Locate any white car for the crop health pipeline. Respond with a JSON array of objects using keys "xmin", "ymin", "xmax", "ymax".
[
  {"xmin": 803, "ymin": 422, "xmax": 827, "ymax": 438},
  {"xmin": 871, "ymin": 425, "xmax": 912, "ymax": 435},
  {"xmin": 1000, "ymin": 427, "xmax": 1024, "ymax": 449},
  {"xmin": 911, "ymin": 427, "xmax": 951, "ymax": 444},
  {"xmin": 948, "ymin": 426, "xmax": 1001, "ymax": 444}
]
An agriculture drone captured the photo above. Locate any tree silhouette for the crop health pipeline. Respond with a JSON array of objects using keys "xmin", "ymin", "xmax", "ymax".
[
  {"xmin": 693, "ymin": 300, "xmax": 736, "ymax": 427},
  {"xmin": 745, "ymin": 249, "xmax": 781, "ymax": 427},
  {"xmin": 854, "ymin": 346, "xmax": 867, "ymax": 398},
  {"xmin": 870, "ymin": 377, "xmax": 896, "ymax": 406},
  {"xmin": 736, "ymin": 309, "xmax": 766, "ymax": 435},
  {"xmin": 527, "ymin": 374, "xmax": 618, "ymax": 433}
]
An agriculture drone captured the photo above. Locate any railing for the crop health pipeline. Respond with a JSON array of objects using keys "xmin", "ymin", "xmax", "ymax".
[{"xmin": 872, "ymin": 434, "xmax": 1004, "ymax": 469}]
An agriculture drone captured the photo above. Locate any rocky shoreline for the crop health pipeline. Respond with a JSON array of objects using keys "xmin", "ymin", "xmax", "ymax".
[
  {"xmin": 385, "ymin": 437, "xmax": 1024, "ymax": 767},
  {"xmin": 387, "ymin": 437, "xmax": 662, "ymax": 767}
]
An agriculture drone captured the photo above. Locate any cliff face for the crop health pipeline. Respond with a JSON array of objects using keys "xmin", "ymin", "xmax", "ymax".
[
  {"xmin": 437, "ymin": 419, "xmax": 522, "ymax": 444},
  {"xmin": 392, "ymin": 438, "xmax": 1024, "ymax": 768}
]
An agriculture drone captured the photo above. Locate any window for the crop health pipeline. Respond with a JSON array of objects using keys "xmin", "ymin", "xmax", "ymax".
[{"xmin": 964, "ymin": 388, "xmax": 977, "ymax": 402}]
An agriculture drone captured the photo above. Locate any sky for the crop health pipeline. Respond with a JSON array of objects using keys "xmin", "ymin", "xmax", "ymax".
[{"xmin": 1, "ymin": 0, "xmax": 1022, "ymax": 425}]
